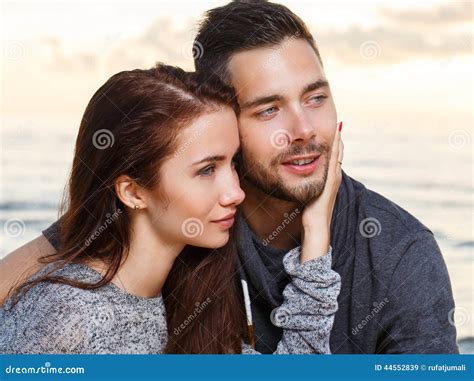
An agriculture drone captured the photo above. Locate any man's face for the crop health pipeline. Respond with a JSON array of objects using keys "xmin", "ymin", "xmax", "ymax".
[{"xmin": 228, "ymin": 38, "xmax": 337, "ymax": 204}]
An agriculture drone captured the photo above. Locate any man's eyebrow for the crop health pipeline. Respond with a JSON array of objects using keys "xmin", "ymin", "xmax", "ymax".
[
  {"xmin": 240, "ymin": 79, "xmax": 329, "ymax": 110},
  {"xmin": 301, "ymin": 79, "xmax": 330, "ymax": 96},
  {"xmin": 240, "ymin": 95, "xmax": 283, "ymax": 110}
]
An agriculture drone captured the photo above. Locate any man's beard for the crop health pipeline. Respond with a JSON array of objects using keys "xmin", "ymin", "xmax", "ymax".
[{"xmin": 239, "ymin": 141, "xmax": 331, "ymax": 205}]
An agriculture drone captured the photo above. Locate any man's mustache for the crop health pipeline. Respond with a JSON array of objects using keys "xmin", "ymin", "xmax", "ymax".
[{"xmin": 271, "ymin": 141, "xmax": 330, "ymax": 166}]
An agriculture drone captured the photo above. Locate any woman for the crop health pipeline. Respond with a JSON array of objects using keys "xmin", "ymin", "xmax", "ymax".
[{"xmin": 0, "ymin": 64, "xmax": 343, "ymax": 354}]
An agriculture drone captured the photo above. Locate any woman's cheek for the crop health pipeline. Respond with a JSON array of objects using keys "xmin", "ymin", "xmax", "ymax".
[{"xmin": 184, "ymin": 183, "xmax": 215, "ymax": 216}]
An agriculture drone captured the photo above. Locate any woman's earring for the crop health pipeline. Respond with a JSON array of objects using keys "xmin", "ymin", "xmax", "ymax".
[{"xmin": 134, "ymin": 205, "xmax": 140, "ymax": 210}]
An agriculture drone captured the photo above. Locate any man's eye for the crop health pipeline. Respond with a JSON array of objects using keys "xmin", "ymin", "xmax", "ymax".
[
  {"xmin": 307, "ymin": 95, "xmax": 327, "ymax": 105},
  {"xmin": 257, "ymin": 106, "xmax": 278, "ymax": 117},
  {"xmin": 199, "ymin": 165, "xmax": 215, "ymax": 176}
]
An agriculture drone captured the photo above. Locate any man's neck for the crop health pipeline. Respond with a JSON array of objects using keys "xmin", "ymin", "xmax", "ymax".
[{"xmin": 241, "ymin": 180, "xmax": 303, "ymax": 251}]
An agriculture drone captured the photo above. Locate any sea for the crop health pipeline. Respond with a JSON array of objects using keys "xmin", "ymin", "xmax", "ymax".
[{"xmin": 1, "ymin": 115, "xmax": 472, "ymax": 353}]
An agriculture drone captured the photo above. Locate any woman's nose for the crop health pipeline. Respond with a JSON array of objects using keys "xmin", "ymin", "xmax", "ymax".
[{"xmin": 220, "ymin": 177, "xmax": 245, "ymax": 207}]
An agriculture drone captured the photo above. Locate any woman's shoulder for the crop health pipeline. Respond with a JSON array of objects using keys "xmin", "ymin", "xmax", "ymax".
[
  {"xmin": 0, "ymin": 263, "xmax": 114, "ymax": 353},
  {"xmin": 34, "ymin": 261, "xmax": 103, "ymax": 284},
  {"xmin": 4, "ymin": 263, "xmax": 102, "ymax": 309}
]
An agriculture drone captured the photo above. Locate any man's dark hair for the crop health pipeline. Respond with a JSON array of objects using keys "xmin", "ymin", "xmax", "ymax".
[{"xmin": 194, "ymin": 0, "xmax": 322, "ymax": 84}]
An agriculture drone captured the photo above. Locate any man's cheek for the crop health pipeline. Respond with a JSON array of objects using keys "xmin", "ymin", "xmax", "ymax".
[{"xmin": 256, "ymin": 147, "xmax": 275, "ymax": 164}]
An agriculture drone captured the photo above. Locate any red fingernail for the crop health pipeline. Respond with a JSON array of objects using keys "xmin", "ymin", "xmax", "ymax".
[{"xmin": 338, "ymin": 121, "xmax": 343, "ymax": 132}]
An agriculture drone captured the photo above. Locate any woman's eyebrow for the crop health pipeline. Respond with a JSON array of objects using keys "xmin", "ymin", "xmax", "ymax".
[
  {"xmin": 191, "ymin": 146, "xmax": 241, "ymax": 167},
  {"xmin": 191, "ymin": 155, "xmax": 225, "ymax": 166}
]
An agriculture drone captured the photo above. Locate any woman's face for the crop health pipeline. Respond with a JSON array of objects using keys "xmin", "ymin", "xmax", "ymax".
[{"xmin": 145, "ymin": 106, "xmax": 245, "ymax": 249}]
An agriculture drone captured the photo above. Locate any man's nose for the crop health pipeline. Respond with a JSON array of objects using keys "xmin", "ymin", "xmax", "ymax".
[{"xmin": 290, "ymin": 109, "xmax": 315, "ymax": 143}]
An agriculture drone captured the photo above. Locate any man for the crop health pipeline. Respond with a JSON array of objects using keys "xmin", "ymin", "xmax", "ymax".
[{"xmin": 0, "ymin": 1, "xmax": 458, "ymax": 353}]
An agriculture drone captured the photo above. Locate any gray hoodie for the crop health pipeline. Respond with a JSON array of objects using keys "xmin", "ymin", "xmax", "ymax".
[{"xmin": 237, "ymin": 171, "xmax": 458, "ymax": 353}]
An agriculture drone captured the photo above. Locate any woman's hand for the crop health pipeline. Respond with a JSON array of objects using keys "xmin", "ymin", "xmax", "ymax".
[{"xmin": 301, "ymin": 121, "xmax": 344, "ymax": 263}]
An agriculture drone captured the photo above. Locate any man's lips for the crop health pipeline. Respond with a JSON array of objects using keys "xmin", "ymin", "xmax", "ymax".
[
  {"xmin": 281, "ymin": 153, "xmax": 320, "ymax": 164},
  {"xmin": 281, "ymin": 154, "xmax": 321, "ymax": 175}
]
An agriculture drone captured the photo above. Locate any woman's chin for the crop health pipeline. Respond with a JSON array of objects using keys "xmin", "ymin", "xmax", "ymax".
[{"xmin": 192, "ymin": 231, "xmax": 230, "ymax": 249}]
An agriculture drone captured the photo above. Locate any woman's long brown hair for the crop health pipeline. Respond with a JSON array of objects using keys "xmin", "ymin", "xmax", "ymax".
[{"xmin": 8, "ymin": 64, "xmax": 247, "ymax": 353}]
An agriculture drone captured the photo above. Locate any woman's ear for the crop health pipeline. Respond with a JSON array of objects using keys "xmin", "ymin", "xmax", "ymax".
[{"xmin": 114, "ymin": 175, "xmax": 147, "ymax": 210}]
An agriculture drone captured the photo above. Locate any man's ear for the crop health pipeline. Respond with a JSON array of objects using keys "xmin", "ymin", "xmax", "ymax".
[{"xmin": 114, "ymin": 175, "xmax": 147, "ymax": 210}]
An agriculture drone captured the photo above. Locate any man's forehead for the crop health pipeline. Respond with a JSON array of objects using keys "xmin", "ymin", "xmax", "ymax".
[{"xmin": 227, "ymin": 39, "xmax": 325, "ymax": 101}]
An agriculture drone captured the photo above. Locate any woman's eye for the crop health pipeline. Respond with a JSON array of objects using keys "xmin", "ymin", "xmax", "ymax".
[
  {"xmin": 257, "ymin": 106, "xmax": 278, "ymax": 118},
  {"xmin": 199, "ymin": 165, "xmax": 215, "ymax": 176}
]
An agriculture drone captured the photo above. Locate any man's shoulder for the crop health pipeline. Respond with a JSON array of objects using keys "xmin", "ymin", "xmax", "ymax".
[
  {"xmin": 351, "ymin": 176, "xmax": 432, "ymax": 238},
  {"xmin": 348, "ymin": 176, "xmax": 438, "ymax": 267}
]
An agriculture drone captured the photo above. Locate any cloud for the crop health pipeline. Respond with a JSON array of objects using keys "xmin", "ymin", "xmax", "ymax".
[
  {"xmin": 379, "ymin": 1, "xmax": 472, "ymax": 27},
  {"xmin": 315, "ymin": 26, "xmax": 472, "ymax": 65},
  {"xmin": 22, "ymin": 18, "xmax": 196, "ymax": 75},
  {"xmin": 105, "ymin": 2, "xmax": 473, "ymax": 68},
  {"xmin": 6, "ymin": 2, "xmax": 473, "ymax": 75},
  {"xmin": 314, "ymin": 2, "xmax": 472, "ymax": 66},
  {"xmin": 103, "ymin": 18, "xmax": 196, "ymax": 73},
  {"xmin": 42, "ymin": 37, "xmax": 98, "ymax": 72}
]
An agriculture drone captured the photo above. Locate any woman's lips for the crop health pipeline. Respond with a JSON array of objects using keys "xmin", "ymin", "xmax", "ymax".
[
  {"xmin": 212, "ymin": 217, "xmax": 235, "ymax": 229},
  {"xmin": 211, "ymin": 212, "xmax": 236, "ymax": 229},
  {"xmin": 281, "ymin": 154, "xmax": 321, "ymax": 175}
]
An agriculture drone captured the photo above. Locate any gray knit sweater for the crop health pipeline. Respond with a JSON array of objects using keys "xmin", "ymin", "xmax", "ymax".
[{"xmin": 0, "ymin": 246, "xmax": 340, "ymax": 354}]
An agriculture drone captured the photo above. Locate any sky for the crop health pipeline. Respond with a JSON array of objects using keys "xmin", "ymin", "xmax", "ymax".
[
  {"xmin": 1, "ymin": 0, "xmax": 473, "ymax": 132},
  {"xmin": 1, "ymin": 2, "xmax": 473, "ymax": 340}
]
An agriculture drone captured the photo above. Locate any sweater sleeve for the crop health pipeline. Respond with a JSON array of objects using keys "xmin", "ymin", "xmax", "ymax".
[{"xmin": 242, "ymin": 246, "xmax": 341, "ymax": 354}]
